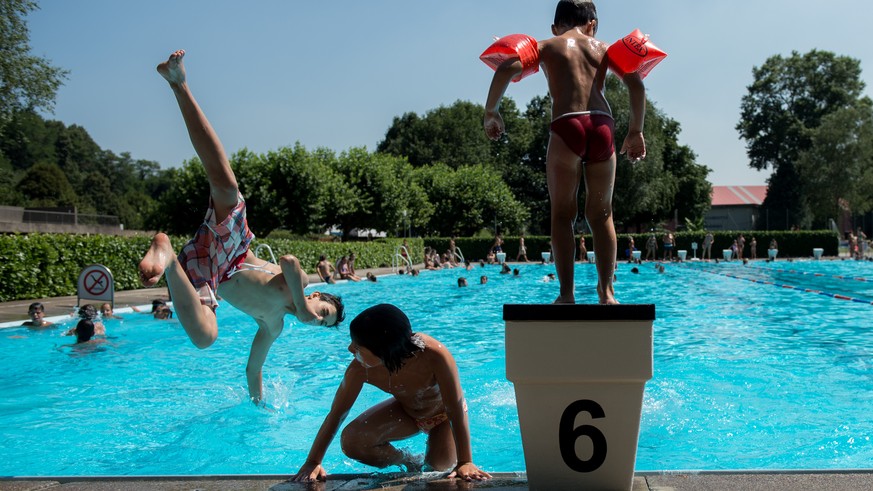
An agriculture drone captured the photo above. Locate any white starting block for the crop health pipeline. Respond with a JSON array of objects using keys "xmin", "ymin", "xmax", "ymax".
[{"xmin": 504, "ymin": 304, "xmax": 655, "ymax": 490}]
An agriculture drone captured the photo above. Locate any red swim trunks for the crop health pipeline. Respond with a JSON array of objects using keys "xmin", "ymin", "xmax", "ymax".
[
  {"xmin": 549, "ymin": 111, "xmax": 615, "ymax": 163},
  {"xmin": 177, "ymin": 193, "xmax": 255, "ymax": 309}
]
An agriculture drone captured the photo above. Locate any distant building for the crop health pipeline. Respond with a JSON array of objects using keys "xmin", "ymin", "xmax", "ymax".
[{"xmin": 704, "ymin": 186, "xmax": 768, "ymax": 230}]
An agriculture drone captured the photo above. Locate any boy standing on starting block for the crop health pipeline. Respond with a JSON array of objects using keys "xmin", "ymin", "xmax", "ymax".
[
  {"xmin": 139, "ymin": 50, "xmax": 345, "ymax": 406},
  {"xmin": 483, "ymin": 0, "xmax": 647, "ymax": 304}
]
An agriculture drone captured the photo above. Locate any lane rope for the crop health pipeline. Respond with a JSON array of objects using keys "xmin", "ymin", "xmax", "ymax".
[
  {"xmin": 745, "ymin": 263, "xmax": 873, "ymax": 283},
  {"xmin": 677, "ymin": 263, "xmax": 873, "ymax": 305}
]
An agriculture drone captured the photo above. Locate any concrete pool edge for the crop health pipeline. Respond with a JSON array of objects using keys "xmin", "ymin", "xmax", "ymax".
[{"xmin": 4, "ymin": 470, "xmax": 873, "ymax": 490}]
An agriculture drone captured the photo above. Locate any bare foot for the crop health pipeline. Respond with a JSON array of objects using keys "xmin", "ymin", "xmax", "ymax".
[
  {"xmin": 553, "ymin": 294, "xmax": 575, "ymax": 304},
  {"xmin": 139, "ymin": 233, "xmax": 174, "ymax": 287},
  {"xmin": 157, "ymin": 49, "xmax": 186, "ymax": 86},
  {"xmin": 596, "ymin": 282, "xmax": 619, "ymax": 305}
]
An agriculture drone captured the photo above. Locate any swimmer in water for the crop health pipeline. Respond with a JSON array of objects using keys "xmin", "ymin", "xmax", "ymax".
[
  {"xmin": 22, "ymin": 302, "xmax": 52, "ymax": 329},
  {"xmin": 292, "ymin": 304, "xmax": 491, "ymax": 482},
  {"xmin": 137, "ymin": 50, "xmax": 345, "ymax": 406}
]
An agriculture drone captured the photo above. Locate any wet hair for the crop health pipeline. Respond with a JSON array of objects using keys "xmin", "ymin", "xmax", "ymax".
[
  {"xmin": 78, "ymin": 304, "xmax": 98, "ymax": 320},
  {"xmin": 28, "ymin": 302, "xmax": 45, "ymax": 313},
  {"xmin": 349, "ymin": 304, "xmax": 423, "ymax": 374},
  {"xmin": 319, "ymin": 292, "xmax": 345, "ymax": 327},
  {"xmin": 319, "ymin": 254, "xmax": 327, "ymax": 261},
  {"xmin": 76, "ymin": 319, "xmax": 95, "ymax": 343},
  {"xmin": 151, "ymin": 299, "xmax": 167, "ymax": 313},
  {"xmin": 554, "ymin": 0, "xmax": 598, "ymax": 31}
]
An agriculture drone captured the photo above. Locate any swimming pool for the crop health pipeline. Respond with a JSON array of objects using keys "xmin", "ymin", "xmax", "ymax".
[{"xmin": 2, "ymin": 259, "xmax": 873, "ymax": 476}]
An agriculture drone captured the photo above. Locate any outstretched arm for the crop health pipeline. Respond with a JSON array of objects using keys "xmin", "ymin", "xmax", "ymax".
[
  {"xmin": 246, "ymin": 318, "xmax": 283, "ymax": 404},
  {"xmin": 292, "ymin": 364, "xmax": 365, "ymax": 482},
  {"xmin": 484, "ymin": 59, "xmax": 523, "ymax": 141},
  {"xmin": 432, "ymin": 345, "xmax": 491, "ymax": 481},
  {"xmin": 619, "ymin": 72, "xmax": 646, "ymax": 162}
]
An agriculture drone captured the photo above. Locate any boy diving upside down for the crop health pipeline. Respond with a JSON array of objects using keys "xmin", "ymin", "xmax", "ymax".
[{"xmin": 139, "ymin": 50, "xmax": 345, "ymax": 405}]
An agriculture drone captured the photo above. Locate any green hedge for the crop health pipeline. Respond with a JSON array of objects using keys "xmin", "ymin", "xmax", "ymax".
[
  {"xmin": 0, "ymin": 231, "xmax": 838, "ymax": 302},
  {"xmin": 0, "ymin": 233, "xmax": 423, "ymax": 302},
  {"xmin": 425, "ymin": 230, "xmax": 841, "ymax": 262}
]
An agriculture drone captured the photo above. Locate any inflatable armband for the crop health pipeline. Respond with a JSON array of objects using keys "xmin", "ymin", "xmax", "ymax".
[
  {"xmin": 479, "ymin": 34, "xmax": 539, "ymax": 82},
  {"xmin": 606, "ymin": 29, "xmax": 666, "ymax": 79}
]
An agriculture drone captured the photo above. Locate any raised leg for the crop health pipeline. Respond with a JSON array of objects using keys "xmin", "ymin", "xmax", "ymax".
[
  {"xmin": 137, "ymin": 49, "xmax": 239, "ymax": 349},
  {"xmin": 157, "ymin": 49, "xmax": 239, "ymax": 221}
]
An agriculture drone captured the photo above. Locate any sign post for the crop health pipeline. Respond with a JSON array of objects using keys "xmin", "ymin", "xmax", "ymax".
[
  {"xmin": 77, "ymin": 264, "xmax": 115, "ymax": 307},
  {"xmin": 504, "ymin": 304, "xmax": 655, "ymax": 490}
]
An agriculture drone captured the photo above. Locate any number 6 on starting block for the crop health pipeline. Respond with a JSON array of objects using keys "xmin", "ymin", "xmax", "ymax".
[{"xmin": 504, "ymin": 304, "xmax": 655, "ymax": 491}]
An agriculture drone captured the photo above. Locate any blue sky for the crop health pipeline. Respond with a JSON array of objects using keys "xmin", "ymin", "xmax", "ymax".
[{"xmin": 26, "ymin": 0, "xmax": 873, "ymax": 186}]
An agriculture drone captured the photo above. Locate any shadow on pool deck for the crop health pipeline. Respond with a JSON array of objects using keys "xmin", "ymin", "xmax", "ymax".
[{"xmin": 4, "ymin": 471, "xmax": 873, "ymax": 490}]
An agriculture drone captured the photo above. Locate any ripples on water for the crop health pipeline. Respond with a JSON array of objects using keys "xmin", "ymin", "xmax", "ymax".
[{"xmin": 2, "ymin": 259, "xmax": 873, "ymax": 474}]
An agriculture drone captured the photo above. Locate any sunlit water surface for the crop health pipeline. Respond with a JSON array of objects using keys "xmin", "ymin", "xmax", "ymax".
[{"xmin": 2, "ymin": 259, "xmax": 873, "ymax": 475}]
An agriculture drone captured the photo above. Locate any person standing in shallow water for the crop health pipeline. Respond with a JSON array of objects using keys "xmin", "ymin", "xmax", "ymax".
[{"xmin": 138, "ymin": 50, "xmax": 345, "ymax": 406}]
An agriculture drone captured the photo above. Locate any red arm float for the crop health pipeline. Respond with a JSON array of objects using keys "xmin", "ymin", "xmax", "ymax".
[
  {"xmin": 479, "ymin": 34, "xmax": 539, "ymax": 82},
  {"xmin": 606, "ymin": 29, "xmax": 667, "ymax": 79}
]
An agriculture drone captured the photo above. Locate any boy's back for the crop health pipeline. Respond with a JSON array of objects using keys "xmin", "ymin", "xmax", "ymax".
[{"xmin": 539, "ymin": 29, "xmax": 611, "ymax": 117}]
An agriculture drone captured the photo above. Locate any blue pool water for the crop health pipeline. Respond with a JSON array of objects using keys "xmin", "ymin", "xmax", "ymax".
[{"xmin": 2, "ymin": 259, "xmax": 873, "ymax": 476}]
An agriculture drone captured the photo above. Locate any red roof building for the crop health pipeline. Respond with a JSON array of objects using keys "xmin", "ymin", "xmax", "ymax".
[
  {"xmin": 711, "ymin": 186, "xmax": 768, "ymax": 207},
  {"xmin": 705, "ymin": 186, "xmax": 768, "ymax": 230}
]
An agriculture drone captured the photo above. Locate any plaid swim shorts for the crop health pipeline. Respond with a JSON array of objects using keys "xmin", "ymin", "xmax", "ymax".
[{"xmin": 177, "ymin": 193, "xmax": 254, "ymax": 309}]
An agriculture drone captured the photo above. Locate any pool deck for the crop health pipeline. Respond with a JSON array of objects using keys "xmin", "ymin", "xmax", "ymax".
[
  {"xmin": 4, "ymin": 262, "xmax": 873, "ymax": 489},
  {"xmin": 4, "ymin": 471, "xmax": 873, "ymax": 490}
]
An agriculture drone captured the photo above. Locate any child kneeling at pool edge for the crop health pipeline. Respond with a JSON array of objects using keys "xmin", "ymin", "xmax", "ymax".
[{"xmin": 292, "ymin": 304, "xmax": 491, "ymax": 482}]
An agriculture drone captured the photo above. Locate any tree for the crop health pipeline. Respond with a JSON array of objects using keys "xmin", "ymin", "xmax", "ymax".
[
  {"xmin": 737, "ymin": 50, "xmax": 868, "ymax": 229},
  {"xmin": 328, "ymin": 147, "xmax": 431, "ymax": 237},
  {"xmin": 605, "ymin": 76, "xmax": 710, "ymax": 231},
  {"xmin": 377, "ymin": 100, "xmax": 496, "ymax": 169},
  {"xmin": 150, "ymin": 159, "xmax": 209, "ymax": 235},
  {"xmin": 0, "ymin": 109, "xmax": 62, "ymax": 171},
  {"xmin": 414, "ymin": 163, "xmax": 529, "ymax": 236},
  {"xmin": 795, "ymin": 100, "xmax": 873, "ymax": 228},
  {"xmin": 17, "ymin": 161, "xmax": 76, "ymax": 207},
  {"xmin": 0, "ymin": 0, "xmax": 68, "ymax": 124},
  {"xmin": 235, "ymin": 144, "xmax": 340, "ymax": 236}
]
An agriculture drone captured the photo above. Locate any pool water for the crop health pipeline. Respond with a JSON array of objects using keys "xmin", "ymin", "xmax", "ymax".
[{"xmin": 2, "ymin": 260, "xmax": 873, "ymax": 476}]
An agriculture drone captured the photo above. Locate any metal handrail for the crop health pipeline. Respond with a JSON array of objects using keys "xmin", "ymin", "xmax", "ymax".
[
  {"xmin": 254, "ymin": 244, "xmax": 278, "ymax": 264},
  {"xmin": 393, "ymin": 246, "xmax": 413, "ymax": 272}
]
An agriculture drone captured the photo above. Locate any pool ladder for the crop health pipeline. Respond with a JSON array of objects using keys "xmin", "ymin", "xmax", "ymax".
[
  {"xmin": 453, "ymin": 246, "xmax": 466, "ymax": 265},
  {"xmin": 393, "ymin": 245, "xmax": 413, "ymax": 273},
  {"xmin": 254, "ymin": 244, "xmax": 278, "ymax": 264}
]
